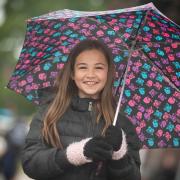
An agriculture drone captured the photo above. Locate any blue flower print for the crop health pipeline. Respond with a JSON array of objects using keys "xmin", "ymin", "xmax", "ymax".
[
  {"xmin": 139, "ymin": 87, "xmax": 145, "ymax": 95},
  {"xmin": 43, "ymin": 63, "xmax": 52, "ymax": 71},
  {"xmin": 125, "ymin": 106, "xmax": 132, "ymax": 115},
  {"xmin": 146, "ymin": 126, "xmax": 155, "ymax": 135},
  {"xmin": 62, "ymin": 56, "xmax": 68, "ymax": 62},
  {"xmin": 152, "ymin": 119, "xmax": 158, "ymax": 128},
  {"xmin": 142, "ymin": 63, "xmax": 151, "ymax": 71},
  {"xmin": 136, "ymin": 78, "xmax": 144, "ymax": 86},
  {"xmin": 141, "ymin": 72, "xmax": 148, "ymax": 79},
  {"xmin": 27, "ymin": 94, "xmax": 33, "ymax": 101},
  {"xmin": 125, "ymin": 89, "xmax": 131, "ymax": 97},
  {"xmin": 173, "ymin": 138, "xmax": 179, "ymax": 147},
  {"xmin": 156, "ymin": 74, "xmax": 163, "ymax": 82},
  {"xmin": 166, "ymin": 122, "xmax": 174, "ymax": 132},
  {"xmin": 163, "ymin": 103, "xmax": 172, "ymax": 112},
  {"xmin": 114, "ymin": 55, "xmax": 123, "ymax": 62},
  {"xmin": 157, "ymin": 48, "xmax": 165, "ymax": 56},
  {"xmin": 147, "ymin": 138, "xmax": 154, "ymax": 147},
  {"xmin": 143, "ymin": 26, "xmax": 150, "ymax": 31},
  {"xmin": 154, "ymin": 110, "xmax": 162, "ymax": 119},
  {"xmin": 155, "ymin": 35, "xmax": 163, "ymax": 41},
  {"xmin": 164, "ymin": 87, "xmax": 171, "ymax": 94}
]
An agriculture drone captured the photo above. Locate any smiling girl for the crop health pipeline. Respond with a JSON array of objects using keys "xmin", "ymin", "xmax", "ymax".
[{"xmin": 21, "ymin": 39, "xmax": 141, "ymax": 180}]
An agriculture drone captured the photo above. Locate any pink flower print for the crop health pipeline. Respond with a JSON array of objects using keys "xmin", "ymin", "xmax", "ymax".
[
  {"xmin": 82, "ymin": 23, "xmax": 89, "ymax": 28},
  {"xmin": 44, "ymin": 37, "xmax": 50, "ymax": 43},
  {"xmin": 26, "ymin": 75, "xmax": 33, "ymax": 83},
  {"xmin": 124, "ymin": 33, "xmax": 130, "ymax": 39},
  {"xmin": 153, "ymin": 100, "xmax": 161, "ymax": 108},
  {"xmin": 143, "ymin": 37, "xmax": 150, "ymax": 41},
  {"xmin": 168, "ymin": 97, "xmax": 175, "ymax": 104},
  {"xmin": 24, "ymin": 59, "xmax": 30, "ymax": 64},
  {"xmin": 136, "ymin": 126, "xmax": 141, "ymax": 134},
  {"xmin": 175, "ymin": 124, "xmax": 180, "ymax": 133},
  {"xmin": 133, "ymin": 94, "xmax": 141, "ymax": 102},
  {"xmin": 125, "ymin": 78, "xmax": 131, "ymax": 85},
  {"xmin": 166, "ymin": 66, "xmax": 173, "ymax": 73},
  {"xmin": 165, "ymin": 132, "xmax": 171, "ymax": 141},
  {"xmin": 162, "ymin": 32, "xmax": 170, "ymax": 37},
  {"xmin": 18, "ymin": 80, "xmax": 27, "ymax": 87},
  {"xmin": 140, "ymin": 121, "xmax": 146, "ymax": 128},
  {"xmin": 113, "ymin": 26, "xmax": 119, "ymax": 31},
  {"xmin": 143, "ymin": 97, "xmax": 151, "ymax": 104},
  {"xmin": 131, "ymin": 50, "xmax": 139, "ymax": 57},
  {"xmin": 60, "ymin": 36, "xmax": 67, "ymax": 40},
  {"xmin": 43, "ymin": 81, "xmax": 51, "ymax": 87},
  {"xmin": 154, "ymin": 82, "xmax": 162, "ymax": 90},
  {"xmin": 128, "ymin": 100, "xmax": 136, "ymax": 107},
  {"xmin": 96, "ymin": 30, "xmax": 104, "ymax": 37},
  {"xmin": 134, "ymin": 61, "xmax": 142, "ymax": 67},
  {"xmin": 146, "ymin": 80, "xmax": 153, "ymax": 87},
  {"xmin": 149, "ymin": 52, "xmax": 157, "ymax": 58},
  {"xmin": 148, "ymin": 22, "xmax": 155, "ymax": 27},
  {"xmin": 137, "ymin": 112, "xmax": 142, "ymax": 119},
  {"xmin": 31, "ymin": 83, "xmax": 39, "ymax": 90},
  {"xmin": 38, "ymin": 73, "xmax": 47, "ymax": 81},
  {"xmin": 156, "ymin": 129, "xmax": 163, "ymax": 137},
  {"xmin": 114, "ymin": 38, "xmax": 122, "ymax": 44},
  {"xmin": 163, "ymin": 112, "xmax": 170, "ymax": 120},
  {"xmin": 171, "ymin": 43, "xmax": 178, "ymax": 48},
  {"xmin": 168, "ymin": 54, "xmax": 175, "ymax": 61},
  {"xmin": 164, "ymin": 47, "xmax": 171, "ymax": 53},
  {"xmin": 146, "ymin": 107, "xmax": 153, "ymax": 115},
  {"xmin": 37, "ymin": 52, "xmax": 44, "ymax": 57},
  {"xmin": 153, "ymin": 29, "xmax": 160, "ymax": 34},
  {"xmin": 34, "ymin": 66, "xmax": 41, "ymax": 73},
  {"xmin": 57, "ymin": 63, "xmax": 64, "ymax": 69}
]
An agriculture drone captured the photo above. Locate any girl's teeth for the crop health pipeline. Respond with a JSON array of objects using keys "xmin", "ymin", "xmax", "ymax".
[{"xmin": 86, "ymin": 82, "xmax": 96, "ymax": 85}]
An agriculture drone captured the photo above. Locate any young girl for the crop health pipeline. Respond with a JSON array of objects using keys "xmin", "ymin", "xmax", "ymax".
[{"xmin": 21, "ymin": 39, "xmax": 141, "ymax": 180}]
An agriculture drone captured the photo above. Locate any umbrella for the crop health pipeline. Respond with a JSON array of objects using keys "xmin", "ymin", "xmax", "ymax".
[{"xmin": 7, "ymin": 3, "xmax": 180, "ymax": 148}]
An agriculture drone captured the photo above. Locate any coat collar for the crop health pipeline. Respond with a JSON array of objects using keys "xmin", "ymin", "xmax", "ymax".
[{"xmin": 71, "ymin": 96, "xmax": 99, "ymax": 112}]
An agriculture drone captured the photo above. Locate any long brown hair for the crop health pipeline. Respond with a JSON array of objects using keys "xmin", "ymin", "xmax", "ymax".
[{"xmin": 42, "ymin": 39, "xmax": 116, "ymax": 148}]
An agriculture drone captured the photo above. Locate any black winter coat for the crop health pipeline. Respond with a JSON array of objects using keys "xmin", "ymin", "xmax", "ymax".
[{"xmin": 21, "ymin": 96, "xmax": 141, "ymax": 180}]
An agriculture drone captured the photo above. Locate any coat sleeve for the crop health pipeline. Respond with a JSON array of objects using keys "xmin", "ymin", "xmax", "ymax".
[
  {"xmin": 21, "ymin": 106, "xmax": 74, "ymax": 179},
  {"xmin": 107, "ymin": 113, "xmax": 142, "ymax": 180}
]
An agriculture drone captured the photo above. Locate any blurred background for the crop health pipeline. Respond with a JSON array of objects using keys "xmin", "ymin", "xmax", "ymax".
[{"xmin": 0, "ymin": 0, "xmax": 179, "ymax": 179}]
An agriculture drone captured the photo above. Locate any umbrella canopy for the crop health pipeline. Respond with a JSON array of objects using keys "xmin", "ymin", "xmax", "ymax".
[{"xmin": 7, "ymin": 3, "xmax": 180, "ymax": 148}]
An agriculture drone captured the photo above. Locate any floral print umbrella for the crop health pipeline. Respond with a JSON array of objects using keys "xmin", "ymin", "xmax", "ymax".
[{"xmin": 7, "ymin": 3, "xmax": 180, "ymax": 148}]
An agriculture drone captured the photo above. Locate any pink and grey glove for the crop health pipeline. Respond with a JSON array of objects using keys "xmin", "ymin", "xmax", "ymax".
[
  {"xmin": 105, "ymin": 125, "xmax": 127, "ymax": 160},
  {"xmin": 65, "ymin": 136, "xmax": 112, "ymax": 166}
]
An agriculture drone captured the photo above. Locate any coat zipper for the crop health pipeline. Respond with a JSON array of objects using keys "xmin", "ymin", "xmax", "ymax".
[
  {"xmin": 88, "ymin": 101, "xmax": 103, "ymax": 176},
  {"xmin": 88, "ymin": 101, "xmax": 93, "ymax": 111}
]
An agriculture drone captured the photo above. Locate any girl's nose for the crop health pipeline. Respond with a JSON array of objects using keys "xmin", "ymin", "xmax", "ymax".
[{"xmin": 86, "ymin": 69, "xmax": 96, "ymax": 77}]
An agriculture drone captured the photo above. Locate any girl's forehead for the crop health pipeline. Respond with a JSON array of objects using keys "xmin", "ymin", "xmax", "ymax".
[{"xmin": 75, "ymin": 49, "xmax": 108, "ymax": 65}]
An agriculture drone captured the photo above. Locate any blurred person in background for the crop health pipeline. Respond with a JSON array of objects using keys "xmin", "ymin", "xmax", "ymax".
[{"xmin": 0, "ymin": 109, "xmax": 28, "ymax": 180}]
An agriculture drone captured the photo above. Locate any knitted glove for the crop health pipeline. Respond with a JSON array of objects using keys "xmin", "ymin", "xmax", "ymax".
[
  {"xmin": 84, "ymin": 136, "xmax": 113, "ymax": 161},
  {"xmin": 65, "ymin": 136, "xmax": 112, "ymax": 166},
  {"xmin": 105, "ymin": 125, "xmax": 128, "ymax": 160},
  {"xmin": 105, "ymin": 125, "xmax": 123, "ymax": 151}
]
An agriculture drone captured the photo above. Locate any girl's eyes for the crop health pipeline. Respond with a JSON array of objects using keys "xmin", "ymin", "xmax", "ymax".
[{"xmin": 77, "ymin": 66, "xmax": 104, "ymax": 70}]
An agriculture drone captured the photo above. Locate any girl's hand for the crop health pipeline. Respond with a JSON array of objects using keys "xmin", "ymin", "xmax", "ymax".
[
  {"xmin": 84, "ymin": 136, "xmax": 113, "ymax": 161},
  {"xmin": 105, "ymin": 125, "xmax": 123, "ymax": 151}
]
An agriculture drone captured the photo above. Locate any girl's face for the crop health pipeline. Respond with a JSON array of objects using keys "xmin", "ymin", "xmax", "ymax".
[{"xmin": 72, "ymin": 49, "xmax": 108, "ymax": 99}]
